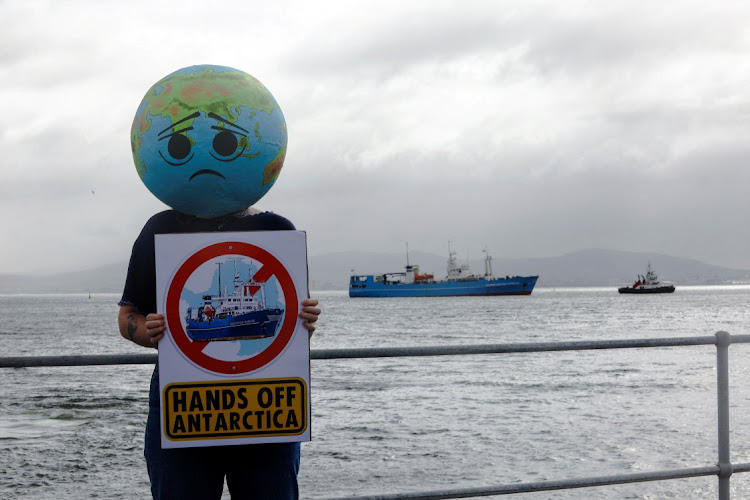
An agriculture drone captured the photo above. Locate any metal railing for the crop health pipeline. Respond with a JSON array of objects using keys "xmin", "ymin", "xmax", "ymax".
[{"xmin": 2, "ymin": 331, "xmax": 750, "ymax": 499}]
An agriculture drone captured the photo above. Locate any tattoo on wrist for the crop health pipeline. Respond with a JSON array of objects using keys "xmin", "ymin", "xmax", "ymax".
[{"xmin": 127, "ymin": 314, "xmax": 138, "ymax": 342}]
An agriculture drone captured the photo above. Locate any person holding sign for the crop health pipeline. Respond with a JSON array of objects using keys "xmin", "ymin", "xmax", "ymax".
[{"xmin": 117, "ymin": 65, "xmax": 320, "ymax": 500}]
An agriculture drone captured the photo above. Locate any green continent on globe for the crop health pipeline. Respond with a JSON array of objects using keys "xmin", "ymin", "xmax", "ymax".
[{"xmin": 130, "ymin": 66, "xmax": 283, "ymax": 179}]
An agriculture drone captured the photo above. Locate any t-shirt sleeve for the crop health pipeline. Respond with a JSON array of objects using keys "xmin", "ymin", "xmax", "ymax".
[
  {"xmin": 245, "ymin": 211, "xmax": 296, "ymax": 231},
  {"xmin": 119, "ymin": 221, "xmax": 157, "ymax": 315},
  {"xmin": 270, "ymin": 214, "xmax": 296, "ymax": 231}
]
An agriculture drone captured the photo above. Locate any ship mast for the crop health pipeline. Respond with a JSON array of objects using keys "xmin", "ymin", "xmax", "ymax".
[
  {"xmin": 233, "ymin": 259, "xmax": 241, "ymax": 293},
  {"xmin": 483, "ymin": 248, "xmax": 493, "ymax": 277},
  {"xmin": 216, "ymin": 262, "xmax": 222, "ymax": 298},
  {"xmin": 447, "ymin": 240, "xmax": 455, "ymax": 276}
]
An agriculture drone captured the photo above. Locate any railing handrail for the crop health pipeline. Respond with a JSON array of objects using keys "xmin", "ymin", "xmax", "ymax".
[
  {"xmin": 4, "ymin": 332, "xmax": 749, "ymax": 499},
  {"xmin": 4, "ymin": 334, "xmax": 750, "ymax": 368},
  {"xmin": 325, "ymin": 463, "xmax": 750, "ymax": 500}
]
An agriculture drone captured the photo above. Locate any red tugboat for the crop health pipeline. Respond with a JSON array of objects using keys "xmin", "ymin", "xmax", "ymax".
[{"xmin": 618, "ymin": 262, "xmax": 675, "ymax": 294}]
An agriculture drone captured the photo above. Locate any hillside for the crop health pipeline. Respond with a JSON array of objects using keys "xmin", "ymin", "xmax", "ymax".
[{"xmin": 1, "ymin": 249, "xmax": 749, "ymax": 294}]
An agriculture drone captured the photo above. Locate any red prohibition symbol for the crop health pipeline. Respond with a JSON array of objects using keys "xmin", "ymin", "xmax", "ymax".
[{"xmin": 165, "ymin": 241, "xmax": 297, "ymax": 375}]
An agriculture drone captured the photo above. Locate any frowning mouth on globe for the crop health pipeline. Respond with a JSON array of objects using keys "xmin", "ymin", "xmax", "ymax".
[{"xmin": 189, "ymin": 169, "xmax": 226, "ymax": 181}]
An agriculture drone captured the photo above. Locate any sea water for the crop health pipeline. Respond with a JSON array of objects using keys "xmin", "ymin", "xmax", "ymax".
[{"xmin": 2, "ymin": 287, "xmax": 750, "ymax": 499}]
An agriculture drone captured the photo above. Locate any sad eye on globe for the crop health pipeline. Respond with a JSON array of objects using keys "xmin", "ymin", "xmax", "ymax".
[
  {"xmin": 211, "ymin": 128, "xmax": 245, "ymax": 159},
  {"xmin": 167, "ymin": 133, "xmax": 192, "ymax": 161}
]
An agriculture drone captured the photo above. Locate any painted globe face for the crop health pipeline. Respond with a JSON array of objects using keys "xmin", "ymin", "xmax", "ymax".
[{"xmin": 130, "ymin": 65, "xmax": 287, "ymax": 217}]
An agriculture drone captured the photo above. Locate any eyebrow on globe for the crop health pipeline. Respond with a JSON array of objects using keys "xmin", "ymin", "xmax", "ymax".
[
  {"xmin": 158, "ymin": 126, "xmax": 193, "ymax": 141},
  {"xmin": 158, "ymin": 111, "xmax": 201, "ymax": 136},
  {"xmin": 208, "ymin": 112, "xmax": 250, "ymax": 133}
]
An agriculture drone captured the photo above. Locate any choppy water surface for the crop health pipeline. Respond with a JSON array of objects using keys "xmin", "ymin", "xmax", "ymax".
[{"xmin": 2, "ymin": 287, "xmax": 750, "ymax": 499}]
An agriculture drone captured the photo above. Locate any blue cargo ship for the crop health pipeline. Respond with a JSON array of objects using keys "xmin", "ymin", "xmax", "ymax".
[
  {"xmin": 349, "ymin": 249, "xmax": 538, "ymax": 298},
  {"xmin": 185, "ymin": 262, "xmax": 283, "ymax": 341}
]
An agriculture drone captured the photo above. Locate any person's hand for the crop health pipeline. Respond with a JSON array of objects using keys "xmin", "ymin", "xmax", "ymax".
[
  {"xmin": 119, "ymin": 306, "xmax": 166, "ymax": 348},
  {"xmin": 145, "ymin": 313, "xmax": 166, "ymax": 345},
  {"xmin": 299, "ymin": 298, "xmax": 321, "ymax": 337}
]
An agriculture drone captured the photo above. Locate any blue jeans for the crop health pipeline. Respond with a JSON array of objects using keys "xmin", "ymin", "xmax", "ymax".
[{"xmin": 144, "ymin": 367, "xmax": 300, "ymax": 499}]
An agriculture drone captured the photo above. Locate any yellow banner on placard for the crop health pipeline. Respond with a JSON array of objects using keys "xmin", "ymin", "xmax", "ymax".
[{"xmin": 163, "ymin": 378, "xmax": 307, "ymax": 441}]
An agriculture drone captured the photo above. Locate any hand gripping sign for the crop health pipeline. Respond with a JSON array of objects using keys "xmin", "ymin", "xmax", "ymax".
[{"xmin": 155, "ymin": 231, "xmax": 310, "ymax": 448}]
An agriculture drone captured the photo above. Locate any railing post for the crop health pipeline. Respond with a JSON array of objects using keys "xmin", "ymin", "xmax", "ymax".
[{"xmin": 716, "ymin": 331, "xmax": 733, "ymax": 500}]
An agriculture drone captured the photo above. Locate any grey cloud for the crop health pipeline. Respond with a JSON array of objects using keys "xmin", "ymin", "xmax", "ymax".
[
  {"xmin": 520, "ymin": 5, "xmax": 748, "ymax": 76},
  {"xmin": 282, "ymin": 8, "xmax": 525, "ymax": 77},
  {"xmin": 2, "ymin": 0, "xmax": 750, "ymax": 274}
]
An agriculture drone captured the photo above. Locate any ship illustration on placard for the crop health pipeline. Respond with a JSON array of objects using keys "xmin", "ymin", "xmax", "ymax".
[{"xmin": 185, "ymin": 261, "xmax": 283, "ymax": 342}]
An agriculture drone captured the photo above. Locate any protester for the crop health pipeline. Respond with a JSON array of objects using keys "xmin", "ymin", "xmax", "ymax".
[{"xmin": 117, "ymin": 65, "xmax": 320, "ymax": 499}]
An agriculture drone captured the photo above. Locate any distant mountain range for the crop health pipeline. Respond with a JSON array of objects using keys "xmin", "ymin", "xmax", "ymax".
[{"xmin": 1, "ymin": 249, "xmax": 749, "ymax": 294}]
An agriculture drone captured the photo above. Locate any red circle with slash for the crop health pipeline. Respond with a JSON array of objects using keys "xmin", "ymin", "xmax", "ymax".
[{"xmin": 166, "ymin": 241, "xmax": 297, "ymax": 375}]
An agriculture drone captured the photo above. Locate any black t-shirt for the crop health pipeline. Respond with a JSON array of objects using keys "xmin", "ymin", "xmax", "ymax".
[{"xmin": 119, "ymin": 209, "xmax": 295, "ymax": 315}]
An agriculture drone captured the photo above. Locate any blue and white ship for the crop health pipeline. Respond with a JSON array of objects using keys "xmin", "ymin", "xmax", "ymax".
[
  {"xmin": 349, "ymin": 248, "xmax": 538, "ymax": 298},
  {"xmin": 185, "ymin": 263, "xmax": 283, "ymax": 342}
]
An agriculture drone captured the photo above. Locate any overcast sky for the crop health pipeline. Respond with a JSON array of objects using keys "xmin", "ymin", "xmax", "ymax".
[{"xmin": 2, "ymin": 0, "xmax": 750, "ymax": 275}]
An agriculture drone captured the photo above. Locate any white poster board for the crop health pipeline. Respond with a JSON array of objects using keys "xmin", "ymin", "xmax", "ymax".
[{"xmin": 155, "ymin": 230, "xmax": 310, "ymax": 448}]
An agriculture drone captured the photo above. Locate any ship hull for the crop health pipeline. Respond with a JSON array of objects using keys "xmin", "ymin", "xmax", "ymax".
[
  {"xmin": 186, "ymin": 308, "xmax": 283, "ymax": 342},
  {"xmin": 618, "ymin": 286, "xmax": 675, "ymax": 294},
  {"xmin": 349, "ymin": 276, "xmax": 538, "ymax": 298}
]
